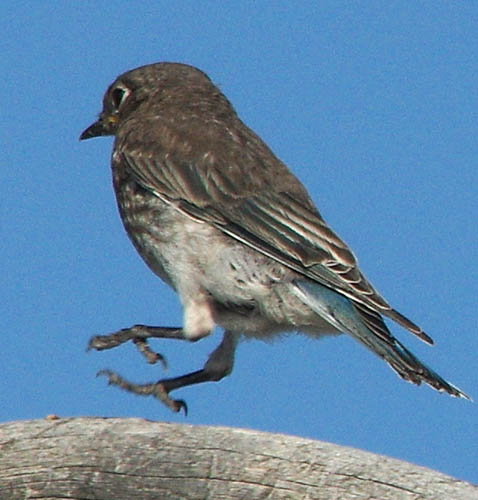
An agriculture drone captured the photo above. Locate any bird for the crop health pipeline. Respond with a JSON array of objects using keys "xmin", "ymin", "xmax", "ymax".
[{"xmin": 80, "ymin": 62, "xmax": 469, "ymax": 413}]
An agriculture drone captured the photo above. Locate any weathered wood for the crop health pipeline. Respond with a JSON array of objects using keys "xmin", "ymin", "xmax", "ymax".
[{"xmin": 0, "ymin": 417, "xmax": 476, "ymax": 499}]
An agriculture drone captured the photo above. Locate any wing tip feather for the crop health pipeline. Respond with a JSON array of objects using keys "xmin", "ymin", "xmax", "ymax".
[{"xmin": 387, "ymin": 309, "xmax": 434, "ymax": 345}]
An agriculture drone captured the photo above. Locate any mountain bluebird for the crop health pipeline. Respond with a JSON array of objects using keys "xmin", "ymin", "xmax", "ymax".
[{"xmin": 80, "ymin": 62, "xmax": 469, "ymax": 413}]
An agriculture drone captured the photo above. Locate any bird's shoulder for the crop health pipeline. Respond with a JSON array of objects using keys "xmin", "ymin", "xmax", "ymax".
[{"xmin": 115, "ymin": 110, "xmax": 318, "ymax": 211}]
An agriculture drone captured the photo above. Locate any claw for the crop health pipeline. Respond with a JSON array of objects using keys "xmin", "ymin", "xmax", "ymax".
[
  {"xmin": 96, "ymin": 369, "xmax": 188, "ymax": 415},
  {"xmin": 133, "ymin": 338, "xmax": 168, "ymax": 368},
  {"xmin": 175, "ymin": 399, "xmax": 188, "ymax": 416},
  {"xmin": 154, "ymin": 383, "xmax": 188, "ymax": 415},
  {"xmin": 96, "ymin": 368, "xmax": 117, "ymax": 382}
]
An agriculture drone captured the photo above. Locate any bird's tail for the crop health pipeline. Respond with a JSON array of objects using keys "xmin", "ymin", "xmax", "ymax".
[{"xmin": 292, "ymin": 281, "xmax": 470, "ymax": 400}]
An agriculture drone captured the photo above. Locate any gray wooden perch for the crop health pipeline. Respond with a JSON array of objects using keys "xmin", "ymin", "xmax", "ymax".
[{"xmin": 0, "ymin": 417, "xmax": 476, "ymax": 499}]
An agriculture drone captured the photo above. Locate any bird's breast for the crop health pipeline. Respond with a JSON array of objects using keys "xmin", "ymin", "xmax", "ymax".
[{"xmin": 110, "ymin": 159, "xmax": 334, "ymax": 338}]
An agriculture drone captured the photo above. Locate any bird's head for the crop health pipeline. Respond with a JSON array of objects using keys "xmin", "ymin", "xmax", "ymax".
[
  {"xmin": 79, "ymin": 62, "xmax": 220, "ymax": 141},
  {"xmin": 79, "ymin": 69, "xmax": 149, "ymax": 140}
]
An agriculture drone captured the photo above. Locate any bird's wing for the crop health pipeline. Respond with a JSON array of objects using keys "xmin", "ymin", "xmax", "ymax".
[{"xmin": 116, "ymin": 119, "xmax": 432, "ymax": 344}]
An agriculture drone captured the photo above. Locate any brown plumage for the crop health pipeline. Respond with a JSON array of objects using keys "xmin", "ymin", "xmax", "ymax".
[{"xmin": 80, "ymin": 62, "xmax": 468, "ymax": 412}]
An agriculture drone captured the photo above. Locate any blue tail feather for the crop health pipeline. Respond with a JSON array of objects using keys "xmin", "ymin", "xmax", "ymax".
[{"xmin": 292, "ymin": 280, "xmax": 470, "ymax": 400}]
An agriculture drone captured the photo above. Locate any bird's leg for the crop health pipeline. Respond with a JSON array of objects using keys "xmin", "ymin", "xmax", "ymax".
[
  {"xmin": 88, "ymin": 324, "xmax": 186, "ymax": 368},
  {"xmin": 98, "ymin": 330, "xmax": 238, "ymax": 414}
]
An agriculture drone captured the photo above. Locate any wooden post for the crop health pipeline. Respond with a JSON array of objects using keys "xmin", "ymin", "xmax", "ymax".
[{"xmin": 0, "ymin": 418, "xmax": 476, "ymax": 499}]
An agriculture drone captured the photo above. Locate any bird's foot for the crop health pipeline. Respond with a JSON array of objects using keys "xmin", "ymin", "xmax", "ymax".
[
  {"xmin": 97, "ymin": 369, "xmax": 188, "ymax": 414},
  {"xmin": 88, "ymin": 324, "xmax": 185, "ymax": 367}
]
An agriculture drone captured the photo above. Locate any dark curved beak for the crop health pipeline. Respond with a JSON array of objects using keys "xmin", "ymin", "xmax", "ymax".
[{"xmin": 79, "ymin": 119, "xmax": 107, "ymax": 141}]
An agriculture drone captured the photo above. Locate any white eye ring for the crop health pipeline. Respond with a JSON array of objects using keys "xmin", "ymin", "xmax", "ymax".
[{"xmin": 111, "ymin": 84, "xmax": 131, "ymax": 110}]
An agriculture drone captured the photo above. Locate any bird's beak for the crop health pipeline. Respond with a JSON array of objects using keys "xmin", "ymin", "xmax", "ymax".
[
  {"xmin": 80, "ymin": 120, "xmax": 105, "ymax": 140},
  {"xmin": 79, "ymin": 114, "xmax": 118, "ymax": 140}
]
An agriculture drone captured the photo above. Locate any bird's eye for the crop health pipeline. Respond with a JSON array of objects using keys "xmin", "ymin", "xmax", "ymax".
[{"xmin": 111, "ymin": 86, "xmax": 130, "ymax": 110}]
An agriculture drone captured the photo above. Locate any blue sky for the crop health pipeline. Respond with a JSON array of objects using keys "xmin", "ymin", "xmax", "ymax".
[{"xmin": 2, "ymin": 2, "xmax": 477, "ymax": 485}]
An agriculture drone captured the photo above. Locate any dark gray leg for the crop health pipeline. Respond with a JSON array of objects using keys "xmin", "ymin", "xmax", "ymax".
[{"xmin": 95, "ymin": 330, "xmax": 238, "ymax": 414}]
